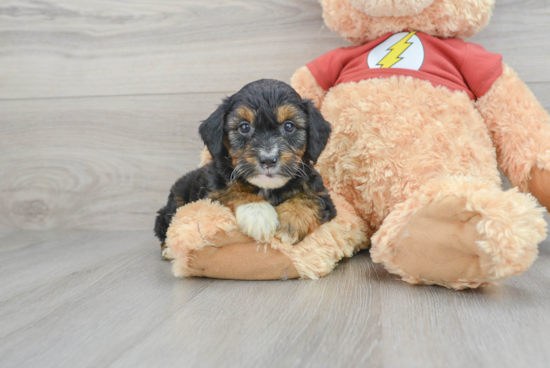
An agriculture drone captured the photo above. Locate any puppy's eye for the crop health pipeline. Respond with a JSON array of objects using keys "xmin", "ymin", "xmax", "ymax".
[
  {"xmin": 283, "ymin": 121, "xmax": 295, "ymax": 133},
  {"xmin": 239, "ymin": 122, "xmax": 251, "ymax": 134}
]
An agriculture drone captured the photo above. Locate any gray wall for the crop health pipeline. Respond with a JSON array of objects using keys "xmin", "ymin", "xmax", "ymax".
[{"xmin": 1, "ymin": 0, "xmax": 549, "ymax": 231}]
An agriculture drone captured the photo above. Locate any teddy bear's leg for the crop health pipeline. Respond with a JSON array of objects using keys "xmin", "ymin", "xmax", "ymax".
[
  {"xmin": 166, "ymin": 200, "xmax": 299, "ymax": 280},
  {"xmin": 166, "ymin": 196, "xmax": 369, "ymax": 280},
  {"xmin": 530, "ymin": 166, "xmax": 550, "ymax": 211},
  {"xmin": 184, "ymin": 233, "xmax": 301, "ymax": 280},
  {"xmin": 371, "ymin": 176, "xmax": 547, "ymax": 289}
]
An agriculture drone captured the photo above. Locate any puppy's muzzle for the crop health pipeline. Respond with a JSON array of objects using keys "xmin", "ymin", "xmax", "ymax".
[{"xmin": 259, "ymin": 154, "xmax": 278, "ymax": 169}]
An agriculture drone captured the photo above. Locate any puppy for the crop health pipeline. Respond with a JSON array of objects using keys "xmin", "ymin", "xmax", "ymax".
[{"xmin": 154, "ymin": 79, "xmax": 336, "ymax": 259}]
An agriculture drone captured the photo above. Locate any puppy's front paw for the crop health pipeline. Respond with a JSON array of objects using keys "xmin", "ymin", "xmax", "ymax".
[
  {"xmin": 275, "ymin": 202, "xmax": 320, "ymax": 245},
  {"xmin": 235, "ymin": 202, "xmax": 279, "ymax": 242},
  {"xmin": 275, "ymin": 219, "xmax": 308, "ymax": 245},
  {"xmin": 161, "ymin": 243, "xmax": 175, "ymax": 260}
]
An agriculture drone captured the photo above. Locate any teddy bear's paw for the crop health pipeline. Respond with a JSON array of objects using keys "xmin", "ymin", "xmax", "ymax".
[
  {"xmin": 373, "ymin": 179, "xmax": 547, "ymax": 289},
  {"xmin": 392, "ymin": 197, "xmax": 490, "ymax": 285},
  {"xmin": 529, "ymin": 166, "xmax": 550, "ymax": 212},
  {"xmin": 372, "ymin": 196, "xmax": 496, "ymax": 289},
  {"xmin": 235, "ymin": 202, "xmax": 279, "ymax": 242},
  {"xmin": 161, "ymin": 242, "xmax": 175, "ymax": 260}
]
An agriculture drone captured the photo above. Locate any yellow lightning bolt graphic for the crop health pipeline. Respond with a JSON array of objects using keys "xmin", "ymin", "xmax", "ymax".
[{"xmin": 377, "ymin": 31, "xmax": 417, "ymax": 68}]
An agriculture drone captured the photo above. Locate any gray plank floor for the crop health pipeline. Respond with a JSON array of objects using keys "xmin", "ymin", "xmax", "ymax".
[
  {"xmin": 1, "ymin": 223, "xmax": 550, "ymax": 368},
  {"xmin": 2, "ymin": 0, "xmax": 550, "ymax": 367}
]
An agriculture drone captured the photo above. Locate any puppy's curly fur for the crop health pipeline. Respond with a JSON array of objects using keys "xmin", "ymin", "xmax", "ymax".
[{"xmin": 154, "ymin": 79, "xmax": 336, "ymax": 257}]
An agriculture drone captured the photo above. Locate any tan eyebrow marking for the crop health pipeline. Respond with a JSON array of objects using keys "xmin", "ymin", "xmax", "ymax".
[
  {"xmin": 277, "ymin": 105, "xmax": 298, "ymax": 124},
  {"xmin": 236, "ymin": 106, "xmax": 255, "ymax": 123}
]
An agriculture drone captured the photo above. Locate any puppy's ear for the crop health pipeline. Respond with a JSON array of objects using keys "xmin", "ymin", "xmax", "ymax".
[
  {"xmin": 303, "ymin": 99, "xmax": 331, "ymax": 165},
  {"xmin": 199, "ymin": 98, "xmax": 230, "ymax": 159}
]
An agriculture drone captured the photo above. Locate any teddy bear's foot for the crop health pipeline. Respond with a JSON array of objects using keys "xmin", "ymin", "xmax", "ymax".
[
  {"xmin": 165, "ymin": 196, "xmax": 369, "ymax": 280},
  {"xmin": 371, "ymin": 176, "xmax": 547, "ymax": 289},
  {"xmin": 387, "ymin": 197, "xmax": 492, "ymax": 288},
  {"xmin": 184, "ymin": 235, "xmax": 300, "ymax": 280},
  {"xmin": 529, "ymin": 166, "xmax": 550, "ymax": 211}
]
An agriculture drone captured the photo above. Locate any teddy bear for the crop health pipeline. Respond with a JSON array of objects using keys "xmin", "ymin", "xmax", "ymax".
[{"xmin": 165, "ymin": 0, "xmax": 549, "ymax": 289}]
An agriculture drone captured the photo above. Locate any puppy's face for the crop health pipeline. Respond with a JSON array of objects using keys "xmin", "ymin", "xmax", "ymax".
[
  {"xmin": 199, "ymin": 79, "xmax": 331, "ymax": 190},
  {"xmin": 225, "ymin": 100, "xmax": 308, "ymax": 189}
]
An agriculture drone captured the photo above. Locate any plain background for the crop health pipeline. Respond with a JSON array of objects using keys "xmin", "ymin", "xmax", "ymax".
[{"xmin": 1, "ymin": 0, "xmax": 548, "ymax": 231}]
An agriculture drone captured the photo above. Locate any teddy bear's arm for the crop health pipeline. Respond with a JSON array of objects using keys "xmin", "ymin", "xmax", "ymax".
[
  {"xmin": 290, "ymin": 66, "xmax": 327, "ymax": 109},
  {"xmin": 476, "ymin": 63, "xmax": 550, "ymax": 210}
]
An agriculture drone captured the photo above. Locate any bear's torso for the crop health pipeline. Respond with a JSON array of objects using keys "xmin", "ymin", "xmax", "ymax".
[
  {"xmin": 314, "ymin": 75, "xmax": 501, "ymax": 229},
  {"xmin": 308, "ymin": 32, "xmax": 505, "ymax": 228}
]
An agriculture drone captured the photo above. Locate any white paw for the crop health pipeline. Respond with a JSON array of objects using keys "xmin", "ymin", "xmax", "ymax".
[
  {"xmin": 162, "ymin": 246, "xmax": 175, "ymax": 260},
  {"xmin": 235, "ymin": 202, "xmax": 279, "ymax": 242}
]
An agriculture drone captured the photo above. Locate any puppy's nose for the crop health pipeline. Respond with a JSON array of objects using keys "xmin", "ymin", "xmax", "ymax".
[{"xmin": 259, "ymin": 155, "xmax": 278, "ymax": 169}]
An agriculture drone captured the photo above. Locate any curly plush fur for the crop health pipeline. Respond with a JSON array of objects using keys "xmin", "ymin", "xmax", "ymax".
[
  {"xmin": 289, "ymin": 0, "xmax": 549, "ymax": 289},
  {"xmin": 166, "ymin": 195, "xmax": 369, "ymax": 280},
  {"xmin": 319, "ymin": 0, "xmax": 494, "ymax": 44}
]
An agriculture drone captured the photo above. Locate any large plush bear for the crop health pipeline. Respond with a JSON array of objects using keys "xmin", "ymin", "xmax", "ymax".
[{"xmin": 165, "ymin": 0, "xmax": 549, "ymax": 289}]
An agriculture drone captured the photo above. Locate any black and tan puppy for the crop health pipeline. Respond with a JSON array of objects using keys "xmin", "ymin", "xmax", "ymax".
[{"xmin": 154, "ymin": 79, "xmax": 336, "ymax": 259}]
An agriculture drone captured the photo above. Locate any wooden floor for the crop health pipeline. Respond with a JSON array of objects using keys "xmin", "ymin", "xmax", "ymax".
[
  {"xmin": 1, "ymin": 223, "xmax": 550, "ymax": 368},
  {"xmin": 1, "ymin": 0, "xmax": 550, "ymax": 367}
]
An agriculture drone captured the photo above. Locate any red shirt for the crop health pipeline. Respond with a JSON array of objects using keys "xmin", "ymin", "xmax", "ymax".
[{"xmin": 307, "ymin": 31, "xmax": 503, "ymax": 100}]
